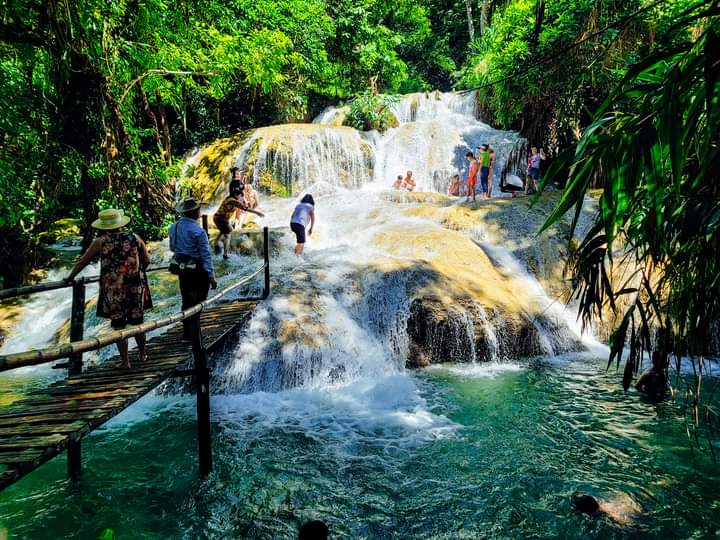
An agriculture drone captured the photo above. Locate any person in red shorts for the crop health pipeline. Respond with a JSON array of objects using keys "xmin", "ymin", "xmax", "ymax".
[{"xmin": 465, "ymin": 151, "xmax": 478, "ymax": 202}]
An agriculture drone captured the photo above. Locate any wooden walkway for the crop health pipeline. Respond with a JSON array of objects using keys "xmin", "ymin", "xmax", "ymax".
[{"xmin": 0, "ymin": 299, "xmax": 257, "ymax": 491}]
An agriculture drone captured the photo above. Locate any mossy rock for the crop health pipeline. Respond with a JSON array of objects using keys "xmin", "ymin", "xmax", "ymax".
[
  {"xmin": 183, "ymin": 131, "xmax": 252, "ymax": 203},
  {"xmin": 37, "ymin": 218, "xmax": 82, "ymax": 245}
]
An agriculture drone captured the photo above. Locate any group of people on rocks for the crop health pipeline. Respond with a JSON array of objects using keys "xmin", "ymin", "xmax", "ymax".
[
  {"xmin": 62, "ymin": 163, "xmax": 318, "ymax": 368},
  {"xmin": 447, "ymin": 145, "xmax": 546, "ymax": 201},
  {"xmin": 213, "ymin": 167, "xmax": 265, "ymax": 259},
  {"xmin": 392, "ymin": 170, "xmax": 416, "ymax": 192}
]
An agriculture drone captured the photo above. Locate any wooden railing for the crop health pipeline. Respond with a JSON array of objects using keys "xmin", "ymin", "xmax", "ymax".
[{"xmin": 0, "ymin": 226, "xmax": 271, "ymax": 478}]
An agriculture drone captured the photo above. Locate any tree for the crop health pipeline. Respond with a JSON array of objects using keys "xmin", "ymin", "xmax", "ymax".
[{"xmin": 539, "ymin": 3, "xmax": 720, "ymax": 456}]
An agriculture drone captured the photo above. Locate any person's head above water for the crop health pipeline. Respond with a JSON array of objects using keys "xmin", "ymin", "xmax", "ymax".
[
  {"xmin": 574, "ymin": 494, "xmax": 600, "ymax": 515},
  {"xmin": 298, "ymin": 520, "xmax": 328, "ymax": 540},
  {"xmin": 406, "ymin": 170, "xmax": 413, "ymax": 177},
  {"xmin": 301, "ymin": 194, "xmax": 315, "ymax": 206},
  {"xmin": 230, "ymin": 166, "xmax": 240, "ymax": 178},
  {"xmin": 465, "ymin": 151, "xmax": 474, "ymax": 159},
  {"xmin": 478, "ymin": 143, "xmax": 489, "ymax": 151},
  {"xmin": 453, "ymin": 174, "xmax": 460, "ymax": 180},
  {"xmin": 397, "ymin": 175, "xmax": 403, "ymax": 180}
]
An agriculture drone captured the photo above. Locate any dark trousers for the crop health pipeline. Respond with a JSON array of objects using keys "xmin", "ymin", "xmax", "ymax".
[{"xmin": 179, "ymin": 268, "xmax": 210, "ymax": 339}]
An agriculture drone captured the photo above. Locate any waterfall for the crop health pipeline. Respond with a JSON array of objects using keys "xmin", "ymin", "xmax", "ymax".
[
  {"xmin": 234, "ymin": 125, "xmax": 374, "ymax": 195},
  {"xmin": 1, "ymin": 91, "xmax": 592, "ymax": 399},
  {"xmin": 310, "ymin": 91, "xmax": 527, "ymax": 195}
]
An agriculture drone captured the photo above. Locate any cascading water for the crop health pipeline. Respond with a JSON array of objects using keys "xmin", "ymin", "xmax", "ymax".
[{"xmin": 315, "ymin": 91, "xmax": 528, "ymax": 194}]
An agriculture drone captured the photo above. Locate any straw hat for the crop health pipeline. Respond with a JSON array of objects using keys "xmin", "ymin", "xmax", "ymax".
[
  {"xmin": 175, "ymin": 197, "xmax": 202, "ymax": 214},
  {"xmin": 91, "ymin": 209, "xmax": 130, "ymax": 230}
]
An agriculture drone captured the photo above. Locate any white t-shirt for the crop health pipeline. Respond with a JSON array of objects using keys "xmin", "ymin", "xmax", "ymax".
[{"xmin": 290, "ymin": 203, "xmax": 314, "ymax": 228}]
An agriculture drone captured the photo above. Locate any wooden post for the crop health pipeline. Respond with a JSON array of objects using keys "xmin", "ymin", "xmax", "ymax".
[
  {"xmin": 262, "ymin": 226, "xmax": 270, "ymax": 299},
  {"xmin": 68, "ymin": 281, "xmax": 86, "ymax": 376},
  {"xmin": 191, "ymin": 312, "xmax": 212, "ymax": 477},
  {"xmin": 68, "ymin": 441, "xmax": 81, "ymax": 481},
  {"xmin": 201, "ymin": 214, "xmax": 209, "ymax": 237}
]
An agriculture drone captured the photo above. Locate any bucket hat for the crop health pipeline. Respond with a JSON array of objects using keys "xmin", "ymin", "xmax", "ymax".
[
  {"xmin": 175, "ymin": 198, "xmax": 202, "ymax": 214},
  {"xmin": 91, "ymin": 209, "xmax": 130, "ymax": 230}
]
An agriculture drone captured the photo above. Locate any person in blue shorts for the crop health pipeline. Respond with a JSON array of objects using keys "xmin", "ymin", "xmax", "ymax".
[{"xmin": 526, "ymin": 147, "xmax": 546, "ymax": 194}]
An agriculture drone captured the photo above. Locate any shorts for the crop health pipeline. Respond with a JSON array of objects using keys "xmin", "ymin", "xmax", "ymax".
[
  {"xmin": 467, "ymin": 176, "xmax": 477, "ymax": 188},
  {"xmin": 480, "ymin": 167, "xmax": 490, "ymax": 193},
  {"xmin": 111, "ymin": 316, "xmax": 143, "ymax": 330},
  {"xmin": 213, "ymin": 213, "xmax": 232, "ymax": 235},
  {"xmin": 529, "ymin": 167, "xmax": 540, "ymax": 180},
  {"xmin": 290, "ymin": 222, "xmax": 306, "ymax": 244}
]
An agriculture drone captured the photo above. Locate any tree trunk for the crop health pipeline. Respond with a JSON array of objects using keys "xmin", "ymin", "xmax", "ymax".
[
  {"xmin": 464, "ymin": 0, "xmax": 475, "ymax": 42},
  {"xmin": 480, "ymin": 0, "xmax": 489, "ymax": 36},
  {"xmin": 156, "ymin": 90, "xmax": 172, "ymax": 163},
  {"xmin": 533, "ymin": 1, "xmax": 545, "ymax": 45}
]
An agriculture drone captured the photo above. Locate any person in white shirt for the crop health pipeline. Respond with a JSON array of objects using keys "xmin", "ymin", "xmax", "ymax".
[{"xmin": 289, "ymin": 194, "xmax": 316, "ymax": 256}]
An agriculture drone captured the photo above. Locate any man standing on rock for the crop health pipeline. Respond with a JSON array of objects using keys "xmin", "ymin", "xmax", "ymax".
[
  {"xmin": 477, "ymin": 144, "xmax": 492, "ymax": 199},
  {"xmin": 465, "ymin": 152, "xmax": 478, "ymax": 202}
]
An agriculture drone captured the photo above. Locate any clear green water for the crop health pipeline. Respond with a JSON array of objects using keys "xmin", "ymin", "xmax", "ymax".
[{"xmin": 1, "ymin": 356, "xmax": 718, "ymax": 539}]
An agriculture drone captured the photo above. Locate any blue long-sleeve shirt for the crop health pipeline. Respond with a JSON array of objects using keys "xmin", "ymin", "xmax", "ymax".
[{"xmin": 169, "ymin": 217, "xmax": 215, "ymax": 278}]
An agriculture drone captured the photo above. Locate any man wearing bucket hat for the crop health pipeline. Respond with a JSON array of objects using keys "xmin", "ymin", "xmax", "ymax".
[
  {"xmin": 65, "ymin": 209, "xmax": 152, "ymax": 369},
  {"xmin": 169, "ymin": 198, "xmax": 217, "ymax": 341}
]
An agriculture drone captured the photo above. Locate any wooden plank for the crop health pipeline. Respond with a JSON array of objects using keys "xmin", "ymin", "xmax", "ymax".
[
  {"xmin": 0, "ymin": 449, "xmax": 43, "ymax": 464},
  {"xmin": 0, "ymin": 421, "xmax": 86, "ymax": 436},
  {"xmin": 1, "ymin": 399, "xmax": 127, "ymax": 417},
  {"xmin": 0, "ymin": 434, "xmax": 67, "ymax": 450},
  {"xmin": 0, "ymin": 412, "xmax": 107, "ymax": 427}
]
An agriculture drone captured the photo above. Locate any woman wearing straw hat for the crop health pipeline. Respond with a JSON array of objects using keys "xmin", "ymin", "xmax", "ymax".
[{"xmin": 64, "ymin": 209, "xmax": 152, "ymax": 369}]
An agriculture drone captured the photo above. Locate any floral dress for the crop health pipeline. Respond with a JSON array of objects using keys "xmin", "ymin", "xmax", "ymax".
[{"xmin": 97, "ymin": 232, "xmax": 152, "ymax": 324}]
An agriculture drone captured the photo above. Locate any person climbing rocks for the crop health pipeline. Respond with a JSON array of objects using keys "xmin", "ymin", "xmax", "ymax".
[
  {"xmin": 64, "ymin": 209, "xmax": 153, "ymax": 369},
  {"xmin": 477, "ymin": 144, "xmax": 492, "ymax": 199},
  {"xmin": 290, "ymin": 194, "xmax": 316, "ymax": 256},
  {"xmin": 448, "ymin": 174, "xmax": 461, "ymax": 197},
  {"xmin": 404, "ymin": 170, "xmax": 416, "ymax": 192},
  {"xmin": 526, "ymin": 146, "xmax": 546, "ymax": 195},
  {"xmin": 213, "ymin": 193, "xmax": 264, "ymax": 259},
  {"xmin": 213, "ymin": 194, "xmax": 245, "ymax": 260},
  {"xmin": 169, "ymin": 198, "xmax": 217, "ymax": 342},
  {"xmin": 465, "ymin": 151, "xmax": 478, "ymax": 202}
]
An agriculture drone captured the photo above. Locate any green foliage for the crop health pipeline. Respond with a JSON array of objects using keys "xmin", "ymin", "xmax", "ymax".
[
  {"xmin": 456, "ymin": 0, "xmax": 702, "ymax": 147},
  {"xmin": 0, "ymin": 0, "xmax": 471, "ymax": 285},
  {"xmin": 539, "ymin": 6, "xmax": 720, "ymax": 454},
  {"xmin": 344, "ymin": 93, "xmax": 401, "ymax": 132}
]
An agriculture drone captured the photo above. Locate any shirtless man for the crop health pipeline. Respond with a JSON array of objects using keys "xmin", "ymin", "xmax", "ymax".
[
  {"xmin": 404, "ymin": 170, "xmax": 416, "ymax": 192},
  {"xmin": 237, "ymin": 179, "xmax": 261, "ymax": 229},
  {"xmin": 465, "ymin": 152, "xmax": 478, "ymax": 202},
  {"xmin": 393, "ymin": 175, "xmax": 404, "ymax": 190},
  {"xmin": 448, "ymin": 174, "xmax": 461, "ymax": 196}
]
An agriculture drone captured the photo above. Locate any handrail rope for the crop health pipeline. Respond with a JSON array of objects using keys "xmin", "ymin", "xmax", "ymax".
[
  {"xmin": 0, "ymin": 265, "xmax": 171, "ymax": 301},
  {"xmin": 0, "ymin": 264, "xmax": 265, "ymax": 372},
  {"xmin": 0, "ymin": 227, "xmax": 278, "ymax": 301}
]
